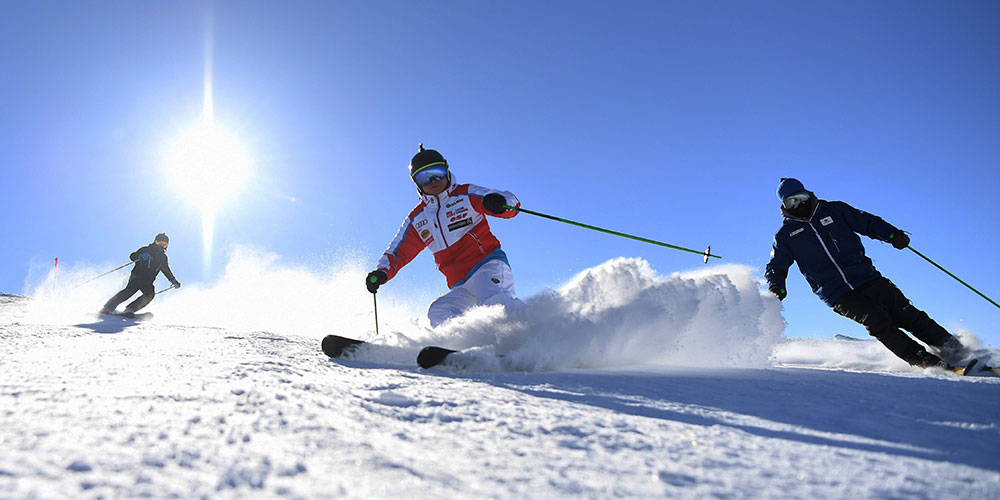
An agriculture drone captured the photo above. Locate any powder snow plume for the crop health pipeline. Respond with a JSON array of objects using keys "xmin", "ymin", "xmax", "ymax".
[
  {"xmin": 24, "ymin": 252, "xmax": 784, "ymax": 372},
  {"xmin": 21, "ymin": 246, "xmax": 426, "ymax": 339},
  {"xmin": 772, "ymin": 330, "xmax": 1000, "ymax": 375},
  {"xmin": 148, "ymin": 247, "xmax": 419, "ymax": 339},
  {"xmin": 417, "ymin": 258, "xmax": 786, "ymax": 371}
]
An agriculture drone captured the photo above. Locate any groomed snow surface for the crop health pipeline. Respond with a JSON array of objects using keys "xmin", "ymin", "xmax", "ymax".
[{"xmin": 3, "ymin": 256, "xmax": 999, "ymax": 499}]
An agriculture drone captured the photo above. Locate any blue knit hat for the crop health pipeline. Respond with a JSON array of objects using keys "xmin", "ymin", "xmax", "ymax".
[{"xmin": 777, "ymin": 178, "xmax": 807, "ymax": 200}]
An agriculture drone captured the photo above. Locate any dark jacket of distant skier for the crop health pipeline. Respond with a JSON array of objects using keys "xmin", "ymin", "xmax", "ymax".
[
  {"xmin": 130, "ymin": 242, "xmax": 177, "ymax": 285},
  {"xmin": 765, "ymin": 193, "xmax": 900, "ymax": 306},
  {"xmin": 102, "ymin": 235, "xmax": 179, "ymax": 314}
]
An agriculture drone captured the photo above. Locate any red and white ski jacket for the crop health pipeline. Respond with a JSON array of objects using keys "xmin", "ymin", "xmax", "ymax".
[{"xmin": 376, "ymin": 176, "xmax": 520, "ymax": 288}]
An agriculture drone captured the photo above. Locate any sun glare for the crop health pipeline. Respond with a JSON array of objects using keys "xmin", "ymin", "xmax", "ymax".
[
  {"xmin": 163, "ymin": 119, "xmax": 251, "ymax": 277},
  {"xmin": 161, "ymin": 15, "xmax": 255, "ymax": 278},
  {"xmin": 163, "ymin": 121, "xmax": 251, "ymax": 212}
]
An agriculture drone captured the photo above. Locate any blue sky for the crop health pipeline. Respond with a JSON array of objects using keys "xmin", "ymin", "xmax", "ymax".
[{"xmin": 2, "ymin": 1, "xmax": 998, "ymax": 344}]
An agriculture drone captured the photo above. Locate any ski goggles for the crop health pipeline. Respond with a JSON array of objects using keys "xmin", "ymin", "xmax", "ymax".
[
  {"xmin": 411, "ymin": 162, "xmax": 449, "ymax": 187},
  {"xmin": 155, "ymin": 240, "xmax": 169, "ymax": 249},
  {"xmin": 782, "ymin": 192, "xmax": 811, "ymax": 209}
]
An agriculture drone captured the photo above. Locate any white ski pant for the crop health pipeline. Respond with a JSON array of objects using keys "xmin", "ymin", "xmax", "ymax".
[{"xmin": 427, "ymin": 259, "xmax": 525, "ymax": 327}]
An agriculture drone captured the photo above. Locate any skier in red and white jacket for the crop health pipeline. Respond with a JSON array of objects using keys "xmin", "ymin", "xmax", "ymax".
[{"xmin": 366, "ymin": 145, "xmax": 525, "ymax": 327}]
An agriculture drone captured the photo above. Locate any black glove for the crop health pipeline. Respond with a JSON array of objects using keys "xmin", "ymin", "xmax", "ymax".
[
  {"xmin": 889, "ymin": 231, "xmax": 910, "ymax": 250},
  {"xmin": 366, "ymin": 270, "xmax": 388, "ymax": 294},
  {"xmin": 171, "ymin": 281, "xmax": 181, "ymax": 289},
  {"xmin": 481, "ymin": 193, "xmax": 508, "ymax": 215},
  {"xmin": 769, "ymin": 285, "xmax": 787, "ymax": 301}
]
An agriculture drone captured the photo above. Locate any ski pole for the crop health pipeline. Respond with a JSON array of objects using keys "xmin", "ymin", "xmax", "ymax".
[
  {"xmin": 372, "ymin": 292, "xmax": 380, "ymax": 336},
  {"xmin": 907, "ymin": 246, "xmax": 999, "ymax": 310},
  {"xmin": 504, "ymin": 204, "xmax": 721, "ymax": 262},
  {"xmin": 74, "ymin": 261, "xmax": 135, "ymax": 287},
  {"xmin": 154, "ymin": 284, "xmax": 177, "ymax": 296}
]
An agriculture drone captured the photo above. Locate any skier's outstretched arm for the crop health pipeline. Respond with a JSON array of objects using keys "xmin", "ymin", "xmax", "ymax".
[
  {"xmin": 374, "ymin": 215, "xmax": 429, "ymax": 283},
  {"xmin": 765, "ymin": 236, "xmax": 794, "ymax": 300},
  {"xmin": 835, "ymin": 201, "xmax": 907, "ymax": 248},
  {"xmin": 469, "ymin": 185, "xmax": 519, "ymax": 219},
  {"xmin": 161, "ymin": 256, "xmax": 179, "ymax": 286}
]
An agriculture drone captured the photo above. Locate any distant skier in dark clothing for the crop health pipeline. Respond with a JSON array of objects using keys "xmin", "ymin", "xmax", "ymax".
[
  {"xmin": 765, "ymin": 178, "xmax": 967, "ymax": 369},
  {"xmin": 100, "ymin": 233, "xmax": 180, "ymax": 315}
]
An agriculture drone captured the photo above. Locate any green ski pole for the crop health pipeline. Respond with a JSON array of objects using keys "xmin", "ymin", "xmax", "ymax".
[
  {"xmin": 907, "ymin": 246, "xmax": 999, "ymax": 310},
  {"xmin": 372, "ymin": 292, "xmax": 380, "ymax": 336},
  {"xmin": 504, "ymin": 204, "xmax": 721, "ymax": 262}
]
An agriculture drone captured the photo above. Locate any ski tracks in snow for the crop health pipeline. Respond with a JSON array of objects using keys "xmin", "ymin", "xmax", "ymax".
[{"xmin": 2, "ymin": 297, "xmax": 1000, "ymax": 499}]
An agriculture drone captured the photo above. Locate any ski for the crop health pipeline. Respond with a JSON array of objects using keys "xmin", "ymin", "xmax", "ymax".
[
  {"xmin": 101, "ymin": 311, "xmax": 153, "ymax": 321},
  {"xmin": 417, "ymin": 346, "xmax": 458, "ymax": 369},
  {"xmin": 948, "ymin": 358, "xmax": 1000, "ymax": 377},
  {"xmin": 321, "ymin": 335, "xmax": 366, "ymax": 358}
]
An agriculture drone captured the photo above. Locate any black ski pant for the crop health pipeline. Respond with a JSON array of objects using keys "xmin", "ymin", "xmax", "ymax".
[
  {"xmin": 832, "ymin": 277, "xmax": 952, "ymax": 364},
  {"xmin": 103, "ymin": 279, "xmax": 155, "ymax": 312}
]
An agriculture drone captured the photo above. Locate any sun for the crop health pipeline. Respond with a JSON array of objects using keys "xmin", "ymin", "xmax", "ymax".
[
  {"xmin": 162, "ymin": 120, "xmax": 251, "ymax": 212},
  {"xmin": 162, "ymin": 119, "xmax": 251, "ymax": 277}
]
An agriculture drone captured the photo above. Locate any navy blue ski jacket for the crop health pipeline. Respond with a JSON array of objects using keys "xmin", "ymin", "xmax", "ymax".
[{"xmin": 765, "ymin": 200, "xmax": 900, "ymax": 306}]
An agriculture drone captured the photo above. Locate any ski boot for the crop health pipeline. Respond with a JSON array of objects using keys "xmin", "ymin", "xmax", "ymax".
[
  {"xmin": 912, "ymin": 350, "xmax": 949, "ymax": 370},
  {"xmin": 934, "ymin": 336, "xmax": 969, "ymax": 365}
]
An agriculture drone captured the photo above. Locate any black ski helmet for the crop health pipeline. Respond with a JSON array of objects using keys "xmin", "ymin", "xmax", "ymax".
[
  {"xmin": 408, "ymin": 143, "xmax": 447, "ymax": 178},
  {"xmin": 155, "ymin": 233, "xmax": 169, "ymax": 244}
]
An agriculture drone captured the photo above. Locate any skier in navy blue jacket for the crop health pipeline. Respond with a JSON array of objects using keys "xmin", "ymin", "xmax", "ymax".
[{"xmin": 765, "ymin": 178, "xmax": 966, "ymax": 369}]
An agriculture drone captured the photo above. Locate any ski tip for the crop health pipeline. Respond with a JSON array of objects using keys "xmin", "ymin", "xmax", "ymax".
[
  {"xmin": 321, "ymin": 335, "xmax": 365, "ymax": 359},
  {"xmin": 951, "ymin": 358, "xmax": 999, "ymax": 377},
  {"xmin": 417, "ymin": 346, "xmax": 457, "ymax": 369},
  {"xmin": 960, "ymin": 358, "xmax": 983, "ymax": 376},
  {"xmin": 963, "ymin": 358, "xmax": 979, "ymax": 376}
]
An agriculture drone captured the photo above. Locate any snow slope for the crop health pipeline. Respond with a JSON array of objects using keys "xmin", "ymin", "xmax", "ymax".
[{"xmin": 2, "ymin": 258, "xmax": 999, "ymax": 499}]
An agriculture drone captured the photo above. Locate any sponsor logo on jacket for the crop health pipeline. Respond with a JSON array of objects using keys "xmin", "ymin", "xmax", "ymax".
[{"xmin": 448, "ymin": 219, "xmax": 473, "ymax": 231}]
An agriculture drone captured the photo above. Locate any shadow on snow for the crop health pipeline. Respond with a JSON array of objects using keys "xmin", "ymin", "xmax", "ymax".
[
  {"xmin": 73, "ymin": 316, "xmax": 144, "ymax": 334},
  {"xmin": 432, "ymin": 367, "xmax": 1000, "ymax": 472}
]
